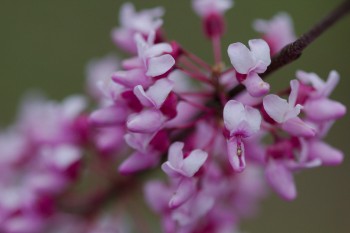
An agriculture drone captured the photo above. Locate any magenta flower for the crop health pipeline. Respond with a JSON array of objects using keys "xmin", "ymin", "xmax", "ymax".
[
  {"xmin": 228, "ymin": 39, "xmax": 271, "ymax": 97},
  {"xmin": 223, "ymin": 100, "xmax": 262, "ymax": 172}
]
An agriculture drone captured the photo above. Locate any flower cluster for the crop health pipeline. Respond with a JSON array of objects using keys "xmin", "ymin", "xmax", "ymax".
[{"xmin": 0, "ymin": 1, "xmax": 346, "ymax": 233}]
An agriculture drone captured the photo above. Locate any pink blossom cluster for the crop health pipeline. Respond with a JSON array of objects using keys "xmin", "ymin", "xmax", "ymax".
[{"xmin": 0, "ymin": 1, "xmax": 346, "ymax": 233}]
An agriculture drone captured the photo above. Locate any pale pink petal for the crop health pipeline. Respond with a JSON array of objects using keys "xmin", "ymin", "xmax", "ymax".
[
  {"xmin": 133, "ymin": 85, "xmax": 154, "ymax": 107},
  {"xmin": 282, "ymin": 117, "xmax": 316, "ymax": 137},
  {"xmin": 124, "ymin": 132, "xmax": 155, "ymax": 152},
  {"xmin": 248, "ymin": 39, "xmax": 271, "ymax": 72},
  {"xmin": 144, "ymin": 181, "xmax": 172, "ymax": 213},
  {"xmin": 182, "ymin": 149, "xmax": 208, "ymax": 177},
  {"xmin": 288, "ymin": 80, "xmax": 299, "ymax": 107},
  {"xmin": 161, "ymin": 162, "xmax": 182, "ymax": 178},
  {"xmin": 223, "ymin": 100, "xmax": 246, "ymax": 132},
  {"xmin": 122, "ymin": 57, "xmax": 143, "ymax": 70},
  {"xmin": 145, "ymin": 43, "xmax": 173, "ymax": 58},
  {"xmin": 263, "ymin": 94, "xmax": 290, "ymax": 123},
  {"xmin": 227, "ymin": 139, "xmax": 246, "ymax": 172},
  {"xmin": 322, "ymin": 70, "xmax": 339, "ymax": 97},
  {"xmin": 119, "ymin": 3, "xmax": 135, "ymax": 27},
  {"xmin": 112, "ymin": 69, "xmax": 150, "ymax": 88},
  {"xmin": 146, "ymin": 78, "xmax": 174, "ymax": 108},
  {"xmin": 309, "ymin": 141, "xmax": 344, "ymax": 166},
  {"xmin": 192, "ymin": 0, "xmax": 233, "ymax": 17},
  {"xmin": 52, "ymin": 145, "xmax": 81, "ymax": 170},
  {"xmin": 296, "ymin": 70, "xmax": 324, "ymax": 90},
  {"xmin": 244, "ymin": 105, "xmax": 262, "ymax": 135},
  {"xmin": 89, "ymin": 105, "xmax": 127, "ymax": 127},
  {"xmin": 228, "ymin": 43, "xmax": 255, "ymax": 74},
  {"xmin": 243, "ymin": 72, "xmax": 270, "ymax": 97},
  {"xmin": 118, "ymin": 151, "xmax": 159, "ymax": 174},
  {"xmin": 304, "ymin": 99, "xmax": 346, "ymax": 121},
  {"xmin": 146, "ymin": 54, "xmax": 175, "ymax": 77},
  {"xmin": 169, "ymin": 178, "xmax": 196, "ymax": 208},
  {"xmin": 266, "ymin": 160, "xmax": 297, "ymax": 201},
  {"xmin": 168, "ymin": 142, "xmax": 184, "ymax": 168},
  {"xmin": 127, "ymin": 110, "xmax": 164, "ymax": 133}
]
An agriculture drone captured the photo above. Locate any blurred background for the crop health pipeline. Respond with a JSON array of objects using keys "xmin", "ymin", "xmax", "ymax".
[{"xmin": 0, "ymin": 0, "xmax": 349, "ymax": 232}]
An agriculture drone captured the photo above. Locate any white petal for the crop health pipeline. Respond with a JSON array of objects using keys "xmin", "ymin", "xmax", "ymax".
[
  {"xmin": 146, "ymin": 78, "xmax": 174, "ymax": 108},
  {"xmin": 248, "ymin": 39, "xmax": 271, "ymax": 71},
  {"xmin": 168, "ymin": 142, "xmax": 184, "ymax": 169},
  {"xmin": 228, "ymin": 42, "xmax": 255, "ymax": 74},
  {"xmin": 145, "ymin": 43, "xmax": 173, "ymax": 58},
  {"xmin": 146, "ymin": 54, "xmax": 175, "ymax": 77},
  {"xmin": 288, "ymin": 80, "xmax": 299, "ymax": 107},
  {"xmin": 223, "ymin": 100, "xmax": 245, "ymax": 132},
  {"xmin": 182, "ymin": 149, "xmax": 208, "ymax": 177},
  {"xmin": 263, "ymin": 94, "xmax": 290, "ymax": 123},
  {"xmin": 127, "ymin": 110, "xmax": 164, "ymax": 133}
]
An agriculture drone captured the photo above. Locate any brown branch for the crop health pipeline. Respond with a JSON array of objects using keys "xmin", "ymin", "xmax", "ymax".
[{"xmin": 228, "ymin": 0, "xmax": 350, "ymax": 98}]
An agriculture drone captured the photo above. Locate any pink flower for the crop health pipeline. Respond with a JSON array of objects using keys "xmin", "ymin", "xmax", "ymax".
[
  {"xmin": 192, "ymin": 0, "xmax": 234, "ymax": 37},
  {"xmin": 192, "ymin": 0, "xmax": 233, "ymax": 17},
  {"xmin": 112, "ymin": 32, "xmax": 175, "ymax": 88},
  {"xmin": 253, "ymin": 13, "xmax": 296, "ymax": 55},
  {"xmin": 85, "ymin": 55, "xmax": 120, "ymax": 101},
  {"xmin": 296, "ymin": 70, "xmax": 346, "ymax": 122},
  {"xmin": 223, "ymin": 100, "xmax": 261, "ymax": 172},
  {"xmin": 265, "ymin": 159, "xmax": 297, "ymax": 201},
  {"xmin": 162, "ymin": 142, "xmax": 208, "ymax": 178},
  {"xmin": 228, "ymin": 39, "xmax": 271, "ymax": 97},
  {"xmin": 111, "ymin": 3, "xmax": 164, "ymax": 53},
  {"xmin": 263, "ymin": 80, "xmax": 316, "ymax": 137}
]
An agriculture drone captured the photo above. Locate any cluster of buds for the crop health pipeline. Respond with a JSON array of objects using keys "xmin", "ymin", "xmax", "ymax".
[{"xmin": 0, "ymin": 0, "xmax": 347, "ymax": 232}]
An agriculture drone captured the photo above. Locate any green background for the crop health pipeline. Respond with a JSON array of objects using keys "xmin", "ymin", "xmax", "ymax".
[{"xmin": 0, "ymin": 0, "xmax": 349, "ymax": 232}]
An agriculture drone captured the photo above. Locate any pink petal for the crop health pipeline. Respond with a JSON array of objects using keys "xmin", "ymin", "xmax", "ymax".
[
  {"xmin": 144, "ymin": 181, "xmax": 172, "ymax": 213},
  {"xmin": 304, "ymin": 99, "xmax": 346, "ymax": 121},
  {"xmin": 168, "ymin": 142, "xmax": 184, "ymax": 168},
  {"xmin": 243, "ymin": 72, "xmax": 270, "ymax": 97},
  {"xmin": 263, "ymin": 94, "xmax": 290, "ymax": 123},
  {"xmin": 169, "ymin": 178, "xmax": 196, "ymax": 208},
  {"xmin": 296, "ymin": 70, "xmax": 324, "ymax": 90},
  {"xmin": 127, "ymin": 110, "xmax": 164, "ymax": 133},
  {"xmin": 145, "ymin": 43, "xmax": 173, "ymax": 57},
  {"xmin": 112, "ymin": 69, "xmax": 150, "ymax": 88},
  {"xmin": 266, "ymin": 160, "xmax": 297, "ymax": 201},
  {"xmin": 182, "ymin": 149, "xmax": 208, "ymax": 177},
  {"xmin": 146, "ymin": 54, "xmax": 175, "ymax": 77},
  {"xmin": 282, "ymin": 117, "xmax": 316, "ymax": 137},
  {"xmin": 133, "ymin": 85, "xmax": 154, "ymax": 107},
  {"xmin": 124, "ymin": 132, "xmax": 155, "ymax": 152},
  {"xmin": 244, "ymin": 105, "xmax": 262, "ymax": 135},
  {"xmin": 288, "ymin": 80, "xmax": 299, "ymax": 107},
  {"xmin": 322, "ymin": 70, "xmax": 339, "ymax": 97},
  {"xmin": 223, "ymin": 100, "xmax": 246, "ymax": 132},
  {"xmin": 118, "ymin": 151, "xmax": 159, "ymax": 175},
  {"xmin": 248, "ymin": 39, "xmax": 271, "ymax": 72},
  {"xmin": 146, "ymin": 78, "xmax": 174, "ymax": 108},
  {"xmin": 89, "ymin": 105, "xmax": 127, "ymax": 127},
  {"xmin": 228, "ymin": 42, "xmax": 255, "ymax": 74},
  {"xmin": 309, "ymin": 140, "xmax": 344, "ymax": 166},
  {"xmin": 227, "ymin": 139, "xmax": 246, "ymax": 173}
]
